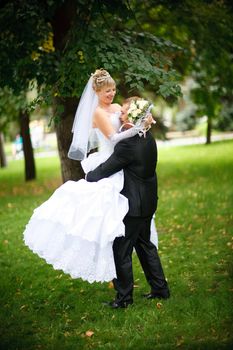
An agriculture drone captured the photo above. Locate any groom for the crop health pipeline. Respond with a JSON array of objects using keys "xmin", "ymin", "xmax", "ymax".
[{"xmin": 86, "ymin": 100, "xmax": 170, "ymax": 308}]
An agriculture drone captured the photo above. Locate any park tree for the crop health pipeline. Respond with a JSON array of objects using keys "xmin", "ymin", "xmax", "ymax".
[
  {"xmin": 0, "ymin": 88, "xmax": 13, "ymax": 168},
  {"xmin": 130, "ymin": 0, "xmax": 233, "ymax": 143},
  {"xmin": 0, "ymin": 132, "xmax": 6, "ymax": 168},
  {"xmin": 0, "ymin": 0, "xmax": 181, "ymax": 182},
  {"xmin": 0, "ymin": 87, "xmax": 23, "ymax": 168},
  {"xmin": 0, "ymin": 87, "xmax": 36, "ymax": 179}
]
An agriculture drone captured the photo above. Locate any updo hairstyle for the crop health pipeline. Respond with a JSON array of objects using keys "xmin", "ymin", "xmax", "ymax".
[{"xmin": 92, "ymin": 68, "xmax": 115, "ymax": 92}]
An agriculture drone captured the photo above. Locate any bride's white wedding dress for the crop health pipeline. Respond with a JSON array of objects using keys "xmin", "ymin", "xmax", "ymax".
[{"xmin": 23, "ymin": 113, "xmax": 158, "ymax": 283}]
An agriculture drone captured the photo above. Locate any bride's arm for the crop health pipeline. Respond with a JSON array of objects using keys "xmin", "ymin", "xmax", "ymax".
[{"xmin": 93, "ymin": 108, "xmax": 141, "ymax": 144}]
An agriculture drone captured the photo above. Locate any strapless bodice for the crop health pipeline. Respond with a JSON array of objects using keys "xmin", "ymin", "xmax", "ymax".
[{"xmin": 95, "ymin": 112, "xmax": 121, "ymax": 154}]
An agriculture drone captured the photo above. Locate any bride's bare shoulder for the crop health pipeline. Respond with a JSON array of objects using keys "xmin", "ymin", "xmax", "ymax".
[
  {"xmin": 94, "ymin": 106, "xmax": 108, "ymax": 119},
  {"xmin": 92, "ymin": 107, "xmax": 111, "ymax": 129},
  {"xmin": 111, "ymin": 103, "xmax": 121, "ymax": 112}
]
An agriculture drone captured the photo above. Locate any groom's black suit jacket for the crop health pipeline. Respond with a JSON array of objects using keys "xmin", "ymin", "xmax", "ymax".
[{"xmin": 86, "ymin": 132, "xmax": 158, "ymax": 217}]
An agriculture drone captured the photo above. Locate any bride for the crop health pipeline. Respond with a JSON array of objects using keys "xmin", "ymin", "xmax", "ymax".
[{"xmin": 23, "ymin": 69, "xmax": 158, "ymax": 283}]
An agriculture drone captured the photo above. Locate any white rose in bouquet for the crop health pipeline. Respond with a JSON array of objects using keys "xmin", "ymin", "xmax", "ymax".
[
  {"xmin": 137, "ymin": 100, "xmax": 148, "ymax": 110},
  {"xmin": 127, "ymin": 98, "xmax": 154, "ymax": 126}
]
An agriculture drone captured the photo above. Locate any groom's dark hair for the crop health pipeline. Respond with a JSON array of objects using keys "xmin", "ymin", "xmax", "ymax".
[{"xmin": 122, "ymin": 96, "xmax": 141, "ymax": 106}]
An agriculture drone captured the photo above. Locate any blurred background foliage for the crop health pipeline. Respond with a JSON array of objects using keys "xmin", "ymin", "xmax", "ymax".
[{"xmin": 0, "ymin": 0, "xmax": 232, "ymax": 180}]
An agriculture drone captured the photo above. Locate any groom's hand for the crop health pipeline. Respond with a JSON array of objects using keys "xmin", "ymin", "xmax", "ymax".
[
  {"xmin": 86, "ymin": 171, "xmax": 92, "ymax": 182},
  {"xmin": 86, "ymin": 169, "xmax": 102, "ymax": 182}
]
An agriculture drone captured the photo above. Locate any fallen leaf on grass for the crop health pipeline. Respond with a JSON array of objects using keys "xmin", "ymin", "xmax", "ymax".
[
  {"xmin": 176, "ymin": 336, "xmax": 184, "ymax": 347},
  {"xmin": 85, "ymin": 330, "xmax": 94, "ymax": 337},
  {"xmin": 20, "ymin": 305, "xmax": 27, "ymax": 310},
  {"xmin": 108, "ymin": 281, "xmax": 114, "ymax": 289},
  {"xmin": 211, "ymin": 328, "xmax": 216, "ymax": 334},
  {"xmin": 156, "ymin": 302, "xmax": 162, "ymax": 309},
  {"xmin": 64, "ymin": 331, "xmax": 71, "ymax": 337}
]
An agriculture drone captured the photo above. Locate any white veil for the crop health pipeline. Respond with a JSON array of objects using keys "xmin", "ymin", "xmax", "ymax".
[{"xmin": 68, "ymin": 77, "xmax": 98, "ymax": 160}]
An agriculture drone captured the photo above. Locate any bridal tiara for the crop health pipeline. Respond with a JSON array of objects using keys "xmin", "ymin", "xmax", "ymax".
[{"xmin": 91, "ymin": 69, "xmax": 111, "ymax": 84}]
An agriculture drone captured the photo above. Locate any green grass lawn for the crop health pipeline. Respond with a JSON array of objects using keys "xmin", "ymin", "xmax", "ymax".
[{"xmin": 0, "ymin": 141, "xmax": 233, "ymax": 350}]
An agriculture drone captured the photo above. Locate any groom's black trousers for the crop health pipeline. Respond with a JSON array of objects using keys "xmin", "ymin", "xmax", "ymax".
[{"xmin": 113, "ymin": 215, "xmax": 168, "ymax": 302}]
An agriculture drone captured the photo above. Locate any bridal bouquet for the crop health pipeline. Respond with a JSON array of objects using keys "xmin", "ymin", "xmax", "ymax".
[{"xmin": 127, "ymin": 99, "xmax": 153, "ymax": 125}]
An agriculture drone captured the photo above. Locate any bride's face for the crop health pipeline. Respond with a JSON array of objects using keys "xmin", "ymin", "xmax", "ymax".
[{"xmin": 97, "ymin": 84, "xmax": 116, "ymax": 104}]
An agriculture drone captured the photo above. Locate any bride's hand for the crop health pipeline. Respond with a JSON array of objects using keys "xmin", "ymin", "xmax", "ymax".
[{"xmin": 144, "ymin": 113, "xmax": 156, "ymax": 128}]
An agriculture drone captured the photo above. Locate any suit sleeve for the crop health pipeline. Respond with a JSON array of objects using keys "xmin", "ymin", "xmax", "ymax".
[{"xmin": 86, "ymin": 140, "xmax": 132, "ymax": 182}]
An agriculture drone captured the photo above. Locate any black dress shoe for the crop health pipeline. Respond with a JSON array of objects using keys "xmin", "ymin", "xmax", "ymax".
[
  {"xmin": 143, "ymin": 292, "xmax": 170, "ymax": 300},
  {"xmin": 104, "ymin": 299, "xmax": 133, "ymax": 309}
]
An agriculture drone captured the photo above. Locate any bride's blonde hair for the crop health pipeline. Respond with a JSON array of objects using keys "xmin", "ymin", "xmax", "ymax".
[{"xmin": 92, "ymin": 68, "xmax": 115, "ymax": 91}]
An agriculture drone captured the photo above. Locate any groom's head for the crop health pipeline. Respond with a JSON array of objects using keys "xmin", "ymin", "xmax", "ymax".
[
  {"xmin": 120, "ymin": 96, "xmax": 155, "ymax": 131},
  {"xmin": 120, "ymin": 96, "xmax": 140, "ymax": 125}
]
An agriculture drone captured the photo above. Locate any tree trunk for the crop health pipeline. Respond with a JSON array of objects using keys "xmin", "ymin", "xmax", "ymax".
[
  {"xmin": 206, "ymin": 115, "xmax": 212, "ymax": 144},
  {"xmin": 19, "ymin": 110, "xmax": 36, "ymax": 181},
  {"xmin": 55, "ymin": 97, "xmax": 84, "ymax": 183},
  {"xmin": 51, "ymin": 0, "xmax": 84, "ymax": 183},
  {"xmin": 0, "ymin": 132, "xmax": 7, "ymax": 168}
]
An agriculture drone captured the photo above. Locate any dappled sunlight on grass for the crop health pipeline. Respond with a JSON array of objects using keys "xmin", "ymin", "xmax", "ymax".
[{"xmin": 0, "ymin": 157, "xmax": 61, "ymax": 197}]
